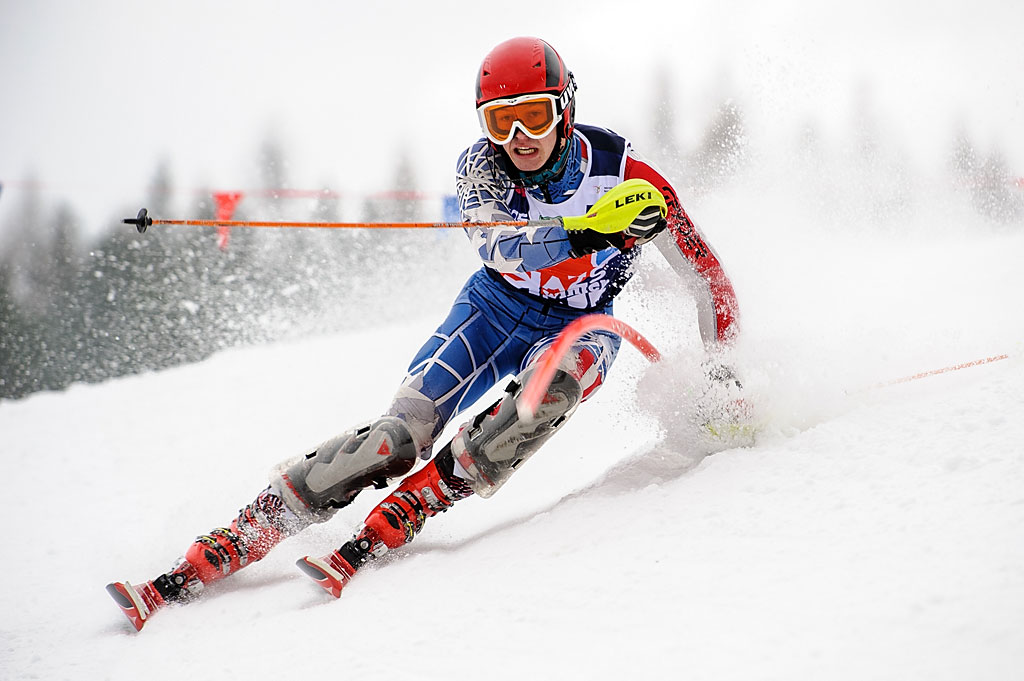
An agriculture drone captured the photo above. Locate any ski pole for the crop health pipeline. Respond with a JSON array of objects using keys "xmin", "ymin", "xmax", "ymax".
[
  {"xmin": 123, "ymin": 182, "xmax": 666, "ymax": 234},
  {"xmin": 121, "ymin": 208, "xmax": 531, "ymax": 234}
]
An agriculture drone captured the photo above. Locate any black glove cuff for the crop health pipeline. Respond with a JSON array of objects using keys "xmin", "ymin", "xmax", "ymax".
[
  {"xmin": 627, "ymin": 216, "xmax": 668, "ymax": 245},
  {"xmin": 566, "ymin": 229, "xmax": 627, "ymax": 258}
]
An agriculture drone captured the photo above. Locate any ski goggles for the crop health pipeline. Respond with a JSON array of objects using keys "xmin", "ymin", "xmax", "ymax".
[{"xmin": 477, "ymin": 93, "xmax": 562, "ymax": 145}]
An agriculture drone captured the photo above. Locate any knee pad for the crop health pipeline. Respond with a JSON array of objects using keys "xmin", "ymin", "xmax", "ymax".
[
  {"xmin": 271, "ymin": 417, "xmax": 418, "ymax": 522},
  {"xmin": 451, "ymin": 367, "xmax": 582, "ymax": 499}
]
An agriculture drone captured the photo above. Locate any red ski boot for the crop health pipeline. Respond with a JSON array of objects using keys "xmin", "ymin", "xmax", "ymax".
[
  {"xmin": 298, "ymin": 454, "xmax": 472, "ymax": 598},
  {"xmin": 106, "ymin": 558, "xmax": 202, "ymax": 632},
  {"xmin": 107, "ymin": 486, "xmax": 299, "ymax": 631}
]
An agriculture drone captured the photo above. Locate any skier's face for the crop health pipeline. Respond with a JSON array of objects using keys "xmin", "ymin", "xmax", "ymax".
[{"xmin": 502, "ymin": 127, "xmax": 558, "ymax": 173}]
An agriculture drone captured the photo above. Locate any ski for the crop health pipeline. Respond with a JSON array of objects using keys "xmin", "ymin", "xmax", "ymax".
[
  {"xmin": 106, "ymin": 581, "xmax": 152, "ymax": 632},
  {"xmin": 296, "ymin": 554, "xmax": 355, "ymax": 599}
]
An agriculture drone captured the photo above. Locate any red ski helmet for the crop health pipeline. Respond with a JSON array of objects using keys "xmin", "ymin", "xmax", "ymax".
[{"xmin": 475, "ymin": 37, "xmax": 576, "ymax": 144}]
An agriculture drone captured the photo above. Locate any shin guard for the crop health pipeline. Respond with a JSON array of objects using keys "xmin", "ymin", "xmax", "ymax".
[
  {"xmin": 452, "ymin": 366, "xmax": 583, "ymax": 498},
  {"xmin": 273, "ymin": 417, "xmax": 419, "ymax": 522}
]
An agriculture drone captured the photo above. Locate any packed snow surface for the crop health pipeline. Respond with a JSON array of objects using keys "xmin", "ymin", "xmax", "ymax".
[{"xmin": 2, "ymin": 173, "xmax": 1023, "ymax": 680}]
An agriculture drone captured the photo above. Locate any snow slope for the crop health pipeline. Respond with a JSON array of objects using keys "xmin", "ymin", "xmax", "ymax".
[{"xmin": 2, "ymin": 174, "xmax": 1023, "ymax": 680}]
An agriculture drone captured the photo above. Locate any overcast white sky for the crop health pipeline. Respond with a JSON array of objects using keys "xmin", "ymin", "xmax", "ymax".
[{"xmin": 1, "ymin": 0, "xmax": 1021, "ymax": 236}]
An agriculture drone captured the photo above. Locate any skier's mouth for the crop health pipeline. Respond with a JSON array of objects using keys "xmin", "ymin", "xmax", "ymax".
[{"xmin": 513, "ymin": 147, "xmax": 538, "ymax": 156}]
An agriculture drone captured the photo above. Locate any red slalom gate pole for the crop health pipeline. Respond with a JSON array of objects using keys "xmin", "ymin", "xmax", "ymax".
[
  {"xmin": 211, "ymin": 192, "xmax": 244, "ymax": 250},
  {"xmin": 874, "ymin": 354, "xmax": 1010, "ymax": 389},
  {"xmin": 517, "ymin": 314, "xmax": 661, "ymax": 419}
]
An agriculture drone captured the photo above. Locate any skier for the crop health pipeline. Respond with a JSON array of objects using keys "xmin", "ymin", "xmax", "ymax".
[{"xmin": 107, "ymin": 36, "xmax": 741, "ymax": 631}]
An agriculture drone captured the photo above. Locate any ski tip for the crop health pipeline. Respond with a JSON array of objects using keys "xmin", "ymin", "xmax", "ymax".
[
  {"xmin": 296, "ymin": 556, "xmax": 346, "ymax": 599},
  {"xmin": 106, "ymin": 581, "xmax": 149, "ymax": 632}
]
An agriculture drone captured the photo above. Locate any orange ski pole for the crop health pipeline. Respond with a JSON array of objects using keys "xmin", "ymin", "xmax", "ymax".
[{"xmin": 122, "ymin": 208, "xmax": 532, "ymax": 233}]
